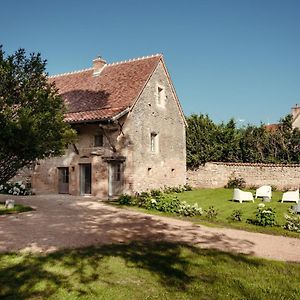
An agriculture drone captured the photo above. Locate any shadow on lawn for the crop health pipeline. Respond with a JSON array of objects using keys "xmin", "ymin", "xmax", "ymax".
[{"xmin": 0, "ymin": 241, "xmax": 266, "ymax": 299}]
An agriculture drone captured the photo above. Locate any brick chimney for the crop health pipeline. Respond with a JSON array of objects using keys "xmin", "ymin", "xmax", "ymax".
[
  {"xmin": 92, "ymin": 56, "xmax": 106, "ymax": 75},
  {"xmin": 291, "ymin": 104, "xmax": 300, "ymax": 121}
]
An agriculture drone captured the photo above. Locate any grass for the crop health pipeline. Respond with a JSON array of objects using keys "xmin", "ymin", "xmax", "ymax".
[
  {"xmin": 176, "ymin": 188, "xmax": 299, "ymax": 236},
  {"xmin": 0, "ymin": 241, "xmax": 299, "ymax": 300},
  {"xmin": 114, "ymin": 188, "xmax": 300, "ymax": 237},
  {"xmin": 0, "ymin": 201, "xmax": 33, "ymax": 215}
]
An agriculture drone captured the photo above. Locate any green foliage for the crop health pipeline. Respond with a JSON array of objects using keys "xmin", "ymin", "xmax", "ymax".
[
  {"xmin": 186, "ymin": 114, "xmax": 221, "ymax": 167},
  {"xmin": 205, "ymin": 206, "xmax": 218, "ymax": 219},
  {"xmin": 186, "ymin": 113, "xmax": 300, "ymax": 168},
  {"xmin": 163, "ymin": 184, "xmax": 192, "ymax": 194},
  {"xmin": 118, "ymin": 194, "xmax": 135, "ymax": 205},
  {"xmin": 251, "ymin": 204, "xmax": 276, "ymax": 227},
  {"xmin": 0, "ymin": 181, "xmax": 31, "ymax": 195},
  {"xmin": 118, "ymin": 190, "xmax": 202, "ymax": 217},
  {"xmin": 229, "ymin": 209, "xmax": 243, "ymax": 222},
  {"xmin": 178, "ymin": 201, "xmax": 203, "ymax": 216},
  {"xmin": 0, "ymin": 46, "xmax": 76, "ymax": 184},
  {"xmin": 225, "ymin": 174, "xmax": 246, "ymax": 189},
  {"xmin": 284, "ymin": 209, "xmax": 300, "ymax": 233}
]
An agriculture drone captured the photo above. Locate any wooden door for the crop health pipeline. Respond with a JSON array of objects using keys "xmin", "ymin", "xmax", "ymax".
[
  {"xmin": 80, "ymin": 164, "xmax": 92, "ymax": 195},
  {"xmin": 108, "ymin": 162, "xmax": 123, "ymax": 198},
  {"xmin": 58, "ymin": 167, "xmax": 69, "ymax": 194}
]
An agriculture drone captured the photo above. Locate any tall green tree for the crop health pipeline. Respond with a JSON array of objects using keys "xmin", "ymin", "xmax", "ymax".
[
  {"xmin": 0, "ymin": 46, "xmax": 76, "ymax": 184},
  {"xmin": 186, "ymin": 114, "xmax": 220, "ymax": 168}
]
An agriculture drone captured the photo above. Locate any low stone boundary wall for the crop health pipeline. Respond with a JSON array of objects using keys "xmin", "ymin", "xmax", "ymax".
[{"xmin": 187, "ymin": 162, "xmax": 300, "ymax": 190}]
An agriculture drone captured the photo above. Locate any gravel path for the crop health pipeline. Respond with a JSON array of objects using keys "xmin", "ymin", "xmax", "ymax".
[{"xmin": 1, "ymin": 194, "xmax": 300, "ymax": 262}]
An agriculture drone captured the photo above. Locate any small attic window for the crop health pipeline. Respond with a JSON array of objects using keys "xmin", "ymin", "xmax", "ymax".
[
  {"xmin": 150, "ymin": 132, "xmax": 158, "ymax": 152},
  {"xmin": 157, "ymin": 85, "xmax": 165, "ymax": 107},
  {"xmin": 94, "ymin": 134, "xmax": 104, "ymax": 147}
]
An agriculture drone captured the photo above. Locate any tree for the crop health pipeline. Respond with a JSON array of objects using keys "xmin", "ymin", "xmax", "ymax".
[
  {"xmin": 0, "ymin": 46, "xmax": 76, "ymax": 184},
  {"xmin": 186, "ymin": 114, "xmax": 220, "ymax": 168}
]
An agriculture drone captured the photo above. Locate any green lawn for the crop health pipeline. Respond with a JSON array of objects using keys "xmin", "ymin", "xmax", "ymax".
[
  {"xmin": 175, "ymin": 188, "xmax": 299, "ymax": 236},
  {"xmin": 0, "ymin": 202, "xmax": 33, "ymax": 215},
  {"xmin": 0, "ymin": 241, "xmax": 300, "ymax": 300},
  {"xmin": 117, "ymin": 188, "xmax": 300, "ymax": 237}
]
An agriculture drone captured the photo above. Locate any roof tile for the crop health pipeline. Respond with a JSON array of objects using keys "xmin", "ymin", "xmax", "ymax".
[{"xmin": 49, "ymin": 55, "xmax": 162, "ymax": 123}]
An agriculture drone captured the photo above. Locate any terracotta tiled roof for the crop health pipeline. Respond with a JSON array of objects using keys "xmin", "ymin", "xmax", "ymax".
[
  {"xmin": 265, "ymin": 124, "xmax": 279, "ymax": 132},
  {"xmin": 49, "ymin": 54, "xmax": 162, "ymax": 123}
]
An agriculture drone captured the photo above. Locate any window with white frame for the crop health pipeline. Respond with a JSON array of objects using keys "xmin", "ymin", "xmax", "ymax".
[{"xmin": 150, "ymin": 132, "xmax": 158, "ymax": 152}]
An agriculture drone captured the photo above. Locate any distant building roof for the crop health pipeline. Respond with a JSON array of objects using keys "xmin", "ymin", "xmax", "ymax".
[
  {"xmin": 49, "ymin": 54, "xmax": 162, "ymax": 123},
  {"xmin": 265, "ymin": 123, "xmax": 279, "ymax": 132}
]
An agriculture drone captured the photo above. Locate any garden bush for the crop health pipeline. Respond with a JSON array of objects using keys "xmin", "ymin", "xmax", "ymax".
[
  {"xmin": 0, "ymin": 182, "xmax": 31, "ymax": 196},
  {"xmin": 225, "ymin": 175, "xmax": 246, "ymax": 189},
  {"xmin": 284, "ymin": 210, "xmax": 300, "ymax": 233},
  {"xmin": 118, "ymin": 190, "xmax": 202, "ymax": 217},
  {"xmin": 205, "ymin": 206, "xmax": 218, "ymax": 219},
  {"xmin": 229, "ymin": 209, "xmax": 243, "ymax": 222},
  {"xmin": 251, "ymin": 203, "xmax": 276, "ymax": 227},
  {"xmin": 178, "ymin": 201, "xmax": 203, "ymax": 216},
  {"xmin": 118, "ymin": 194, "xmax": 135, "ymax": 205}
]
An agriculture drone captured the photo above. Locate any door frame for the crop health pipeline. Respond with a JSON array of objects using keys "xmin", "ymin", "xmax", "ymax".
[
  {"xmin": 108, "ymin": 161, "xmax": 123, "ymax": 198},
  {"xmin": 79, "ymin": 163, "xmax": 92, "ymax": 195},
  {"xmin": 58, "ymin": 167, "xmax": 69, "ymax": 194}
]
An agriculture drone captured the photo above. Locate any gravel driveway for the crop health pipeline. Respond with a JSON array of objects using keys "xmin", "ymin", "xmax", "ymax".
[{"xmin": 1, "ymin": 194, "xmax": 300, "ymax": 262}]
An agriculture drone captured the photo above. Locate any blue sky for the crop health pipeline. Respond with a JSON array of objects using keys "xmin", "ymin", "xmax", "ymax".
[{"xmin": 1, "ymin": 0, "xmax": 299, "ymax": 125}]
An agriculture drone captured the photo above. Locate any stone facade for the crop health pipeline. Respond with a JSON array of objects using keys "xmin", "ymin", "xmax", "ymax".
[
  {"xmin": 32, "ymin": 57, "xmax": 186, "ymax": 198},
  {"xmin": 187, "ymin": 162, "xmax": 300, "ymax": 190},
  {"xmin": 125, "ymin": 62, "xmax": 186, "ymax": 192}
]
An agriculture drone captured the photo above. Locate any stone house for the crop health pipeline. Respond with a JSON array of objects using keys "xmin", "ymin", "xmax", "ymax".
[
  {"xmin": 292, "ymin": 104, "xmax": 300, "ymax": 128},
  {"xmin": 32, "ymin": 54, "xmax": 186, "ymax": 198}
]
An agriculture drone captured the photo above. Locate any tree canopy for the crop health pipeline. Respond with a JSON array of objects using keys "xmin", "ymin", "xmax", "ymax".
[
  {"xmin": 186, "ymin": 113, "xmax": 300, "ymax": 168},
  {"xmin": 0, "ymin": 46, "xmax": 75, "ymax": 184}
]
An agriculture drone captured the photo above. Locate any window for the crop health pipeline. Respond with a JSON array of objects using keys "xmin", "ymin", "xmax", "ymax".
[
  {"xmin": 157, "ymin": 85, "xmax": 165, "ymax": 106},
  {"xmin": 115, "ymin": 163, "xmax": 121, "ymax": 181},
  {"xmin": 94, "ymin": 134, "xmax": 103, "ymax": 147},
  {"xmin": 150, "ymin": 132, "xmax": 158, "ymax": 152}
]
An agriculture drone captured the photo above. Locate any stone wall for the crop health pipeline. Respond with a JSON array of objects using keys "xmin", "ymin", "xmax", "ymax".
[
  {"xmin": 187, "ymin": 162, "xmax": 300, "ymax": 190},
  {"xmin": 126, "ymin": 60, "xmax": 186, "ymax": 192}
]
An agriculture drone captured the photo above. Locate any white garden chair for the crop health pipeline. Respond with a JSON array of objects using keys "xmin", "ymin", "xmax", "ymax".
[
  {"xmin": 281, "ymin": 189, "xmax": 299, "ymax": 203},
  {"xmin": 255, "ymin": 185, "xmax": 272, "ymax": 200},
  {"xmin": 233, "ymin": 188, "xmax": 254, "ymax": 203}
]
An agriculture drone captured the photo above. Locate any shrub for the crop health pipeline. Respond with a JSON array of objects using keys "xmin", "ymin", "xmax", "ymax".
[
  {"xmin": 163, "ymin": 185, "xmax": 192, "ymax": 194},
  {"xmin": 118, "ymin": 194, "xmax": 134, "ymax": 205},
  {"xmin": 150, "ymin": 189, "xmax": 163, "ymax": 198},
  {"xmin": 284, "ymin": 209, "xmax": 300, "ymax": 233},
  {"xmin": 0, "ymin": 182, "xmax": 32, "ymax": 196},
  {"xmin": 229, "ymin": 209, "xmax": 243, "ymax": 222},
  {"xmin": 225, "ymin": 175, "xmax": 246, "ymax": 189},
  {"xmin": 184, "ymin": 184, "xmax": 193, "ymax": 191},
  {"xmin": 155, "ymin": 196, "xmax": 181, "ymax": 213},
  {"xmin": 137, "ymin": 192, "xmax": 152, "ymax": 209},
  {"xmin": 178, "ymin": 201, "xmax": 203, "ymax": 216},
  {"xmin": 205, "ymin": 206, "xmax": 218, "ymax": 219},
  {"xmin": 252, "ymin": 203, "xmax": 276, "ymax": 227},
  {"xmin": 118, "ymin": 190, "xmax": 202, "ymax": 217}
]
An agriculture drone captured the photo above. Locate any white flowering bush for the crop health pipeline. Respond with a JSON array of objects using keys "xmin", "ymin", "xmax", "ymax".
[
  {"xmin": 254, "ymin": 203, "xmax": 276, "ymax": 226},
  {"xmin": 178, "ymin": 201, "xmax": 203, "ymax": 216},
  {"xmin": 284, "ymin": 210, "xmax": 300, "ymax": 233},
  {"xmin": 118, "ymin": 189, "xmax": 202, "ymax": 217},
  {"xmin": 0, "ymin": 182, "xmax": 31, "ymax": 196}
]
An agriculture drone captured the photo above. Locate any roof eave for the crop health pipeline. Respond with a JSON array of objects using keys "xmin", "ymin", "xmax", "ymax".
[{"xmin": 65, "ymin": 107, "xmax": 130, "ymax": 125}]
